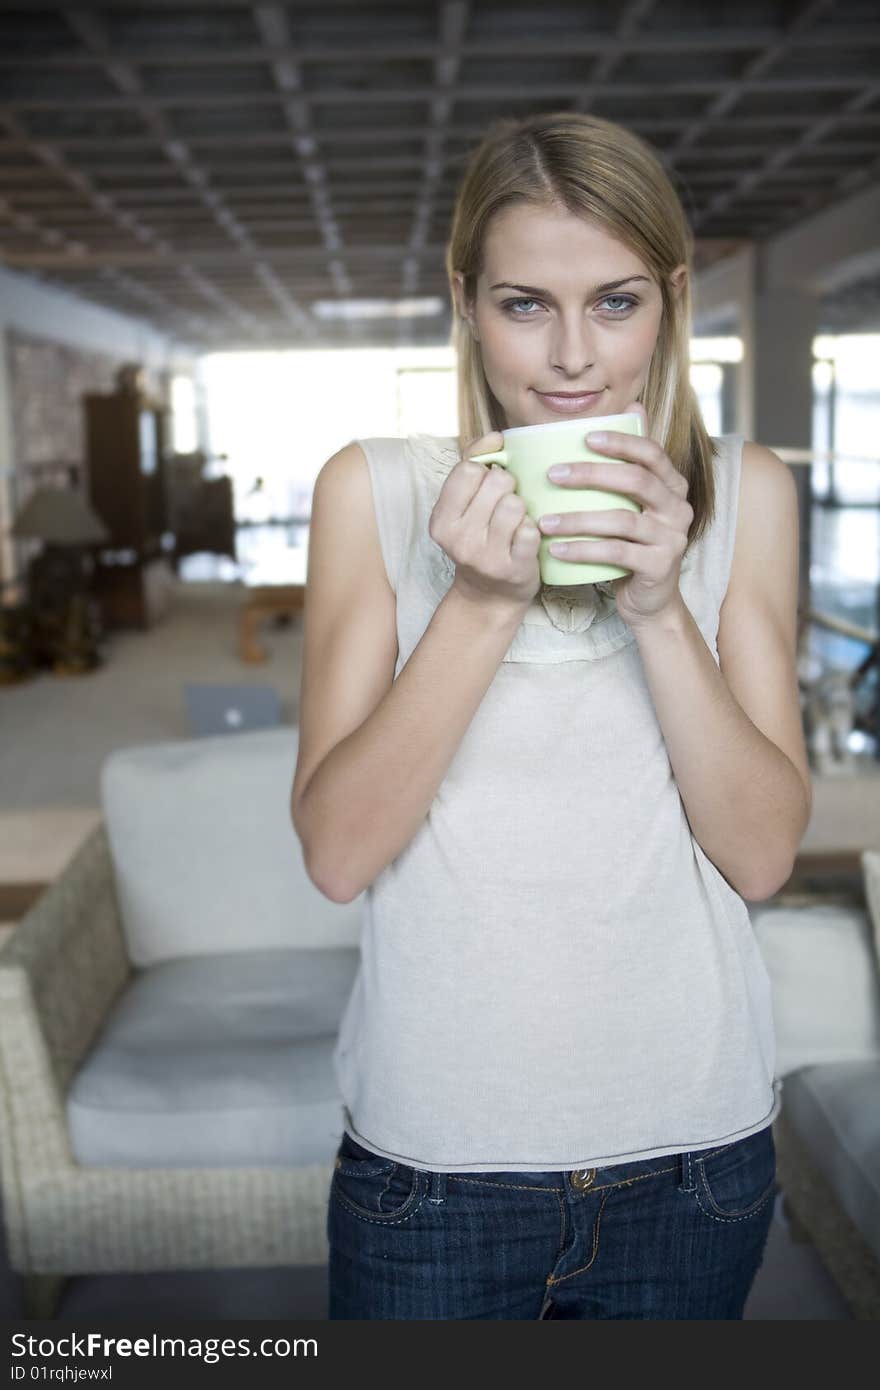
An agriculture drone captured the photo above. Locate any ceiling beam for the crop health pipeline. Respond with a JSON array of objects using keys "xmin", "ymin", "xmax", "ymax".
[
  {"xmin": 2, "ymin": 115, "xmax": 877, "ymax": 156},
  {"xmin": 1, "ymin": 75, "xmax": 875, "ymax": 114},
  {"xmin": 2, "ymin": 28, "xmax": 880, "ymax": 68}
]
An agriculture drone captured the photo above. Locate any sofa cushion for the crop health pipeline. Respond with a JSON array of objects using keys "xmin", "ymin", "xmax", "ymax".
[
  {"xmin": 101, "ymin": 726, "xmax": 363, "ymax": 966},
  {"xmin": 781, "ymin": 1063, "xmax": 880, "ymax": 1265},
  {"xmin": 864, "ymin": 850, "xmax": 880, "ymax": 969},
  {"xmin": 67, "ymin": 947, "xmax": 359, "ymax": 1167},
  {"xmin": 750, "ymin": 902, "xmax": 880, "ymax": 1076}
]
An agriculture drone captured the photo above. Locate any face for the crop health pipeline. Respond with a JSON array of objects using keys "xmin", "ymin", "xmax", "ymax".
[{"xmin": 453, "ymin": 202, "xmax": 686, "ymax": 428}]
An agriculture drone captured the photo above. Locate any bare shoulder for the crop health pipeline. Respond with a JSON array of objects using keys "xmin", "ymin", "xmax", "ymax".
[
  {"xmin": 739, "ymin": 439, "xmax": 797, "ymax": 509},
  {"xmin": 309, "ymin": 438, "xmax": 392, "ymax": 599},
  {"xmin": 315, "ymin": 438, "xmax": 370, "ymax": 493},
  {"xmin": 728, "ymin": 440, "xmax": 798, "ymax": 590}
]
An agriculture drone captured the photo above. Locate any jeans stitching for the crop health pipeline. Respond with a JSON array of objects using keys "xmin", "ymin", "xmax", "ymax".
[
  {"xmin": 452, "ymin": 1177, "xmax": 563, "ymax": 1193},
  {"xmin": 585, "ymin": 1163, "xmax": 678, "ymax": 1193},
  {"xmin": 691, "ymin": 1182, "xmax": 777, "ymax": 1224},
  {"xmin": 331, "ymin": 1171, "xmax": 426, "ymax": 1225},
  {"xmin": 547, "ymin": 1188, "xmax": 611, "ymax": 1285}
]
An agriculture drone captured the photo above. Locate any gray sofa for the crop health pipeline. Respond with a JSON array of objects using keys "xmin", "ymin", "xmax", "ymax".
[{"xmin": 2, "ymin": 725, "xmax": 879, "ymax": 1319}]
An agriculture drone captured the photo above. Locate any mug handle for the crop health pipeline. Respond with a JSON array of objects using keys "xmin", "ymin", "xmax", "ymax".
[{"xmin": 468, "ymin": 447, "xmax": 508, "ymax": 466}]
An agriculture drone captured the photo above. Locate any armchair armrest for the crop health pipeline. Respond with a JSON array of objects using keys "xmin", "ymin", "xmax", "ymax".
[
  {"xmin": 0, "ymin": 822, "xmax": 131, "ymax": 1093},
  {"xmin": 0, "ymin": 823, "xmax": 131, "ymax": 1261}
]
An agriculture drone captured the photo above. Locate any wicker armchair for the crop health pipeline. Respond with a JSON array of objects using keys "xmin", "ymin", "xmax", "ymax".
[{"xmin": 0, "ymin": 728, "xmax": 361, "ymax": 1319}]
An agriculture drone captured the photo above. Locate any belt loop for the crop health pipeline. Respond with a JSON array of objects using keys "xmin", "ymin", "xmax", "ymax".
[
  {"xmin": 679, "ymin": 1150, "xmax": 696, "ymax": 1193},
  {"xmin": 427, "ymin": 1167, "xmax": 447, "ymax": 1205}
]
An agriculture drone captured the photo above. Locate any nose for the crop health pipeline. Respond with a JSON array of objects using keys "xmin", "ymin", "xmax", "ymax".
[{"xmin": 549, "ymin": 312, "xmax": 596, "ymax": 379}]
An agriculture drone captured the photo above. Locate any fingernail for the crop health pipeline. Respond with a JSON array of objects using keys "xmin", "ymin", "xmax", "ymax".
[
  {"xmin": 587, "ymin": 431, "xmax": 607, "ymax": 446},
  {"xmin": 547, "ymin": 465, "xmax": 570, "ymax": 480},
  {"xmin": 540, "ymin": 514, "xmax": 560, "ymax": 529}
]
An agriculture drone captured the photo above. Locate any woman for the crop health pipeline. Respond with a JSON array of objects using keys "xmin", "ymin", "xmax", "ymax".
[{"xmin": 291, "ymin": 111, "xmax": 812, "ymax": 1319}]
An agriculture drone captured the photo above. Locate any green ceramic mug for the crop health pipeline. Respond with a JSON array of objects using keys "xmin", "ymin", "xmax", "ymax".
[{"xmin": 469, "ymin": 411, "xmax": 644, "ymax": 586}]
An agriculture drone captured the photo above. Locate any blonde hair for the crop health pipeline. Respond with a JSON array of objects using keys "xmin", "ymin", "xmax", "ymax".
[{"xmin": 445, "ymin": 111, "xmax": 717, "ymax": 550}]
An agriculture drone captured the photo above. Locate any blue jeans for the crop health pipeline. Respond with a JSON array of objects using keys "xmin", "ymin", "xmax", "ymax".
[{"xmin": 327, "ymin": 1123, "xmax": 777, "ymax": 1319}]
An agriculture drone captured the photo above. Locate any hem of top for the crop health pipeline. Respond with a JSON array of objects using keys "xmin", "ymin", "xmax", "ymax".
[{"xmin": 341, "ymin": 1076, "xmax": 782, "ymax": 1174}]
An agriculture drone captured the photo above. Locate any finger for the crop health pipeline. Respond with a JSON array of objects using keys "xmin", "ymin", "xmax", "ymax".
[
  {"xmin": 487, "ymin": 489, "xmax": 527, "ymax": 549},
  {"xmin": 459, "ymin": 461, "xmax": 517, "ymax": 531},
  {"xmin": 511, "ymin": 512, "xmax": 540, "ymax": 558},
  {"xmin": 550, "ymin": 530, "xmax": 672, "ymax": 575},
  {"xmin": 548, "ymin": 459, "xmax": 667, "ymax": 512},
  {"xmin": 584, "ymin": 429, "xmax": 687, "ymax": 498},
  {"xmin": 443, "ymin": 452, "xmax": 508, "ymax": 520},
  {"xmin": 539, "ymin": 508, "xmax": 650, "ymax": 540},
  {"xmin": 549, "ymin": 535, "xmax": 667, "ymax": 576}
]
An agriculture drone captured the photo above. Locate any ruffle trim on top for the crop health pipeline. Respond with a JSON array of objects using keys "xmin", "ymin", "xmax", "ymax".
[{"xmin": 403, "ymin": 432, "xmax": 642, "ymax": 660}]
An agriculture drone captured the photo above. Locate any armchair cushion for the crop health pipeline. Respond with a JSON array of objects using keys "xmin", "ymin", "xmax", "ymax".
[
  {"xmin": 101, "ymin": 727, "xmax": 362, "ymax": 966},
  {"xmin": 67, "ymin": 946, "xmax": 358, "ymax": 1168},
  {"xmin": 750, "ymin": 901, "xmax": 880, "ymax": 1077}
]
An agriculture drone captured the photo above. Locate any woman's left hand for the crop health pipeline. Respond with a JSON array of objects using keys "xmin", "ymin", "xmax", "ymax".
[{"xmin": 538, "ymin": 401, "xmax": 693, "ymax": 630}]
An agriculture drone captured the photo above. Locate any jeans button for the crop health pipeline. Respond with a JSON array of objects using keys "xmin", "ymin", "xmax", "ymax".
[{"xmin": 571, "ymin": 1168, "xmax": 597, "ymax": 1190}]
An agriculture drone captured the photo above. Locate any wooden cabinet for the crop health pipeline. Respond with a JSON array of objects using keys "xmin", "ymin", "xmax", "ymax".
[
  {"xmin": 84, "ymin": 388, "xmax": 175, "ymax": 628},
  {"xmin": 85, "ymin": 390, "xmax": 169, "ymax": 552}
]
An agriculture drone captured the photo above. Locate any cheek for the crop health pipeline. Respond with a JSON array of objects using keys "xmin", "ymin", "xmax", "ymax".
[
  {"xmin": 612, "ymin": 316, "xmax": 662, "ymax": 373},
  {"xmin": 481, "ymin": 322, "xmax": 536, "ymax": 376}
]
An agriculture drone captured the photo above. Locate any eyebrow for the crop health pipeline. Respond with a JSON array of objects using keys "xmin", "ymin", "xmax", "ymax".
[{"xmin": 489, "ymin": 275, "xmax": 651, "ymax": 297}]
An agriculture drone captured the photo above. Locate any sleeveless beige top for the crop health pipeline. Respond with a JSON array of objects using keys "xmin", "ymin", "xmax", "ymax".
[{"xmin": 333, "ymin": 431, "xmax": 782, "ymax": 1172}]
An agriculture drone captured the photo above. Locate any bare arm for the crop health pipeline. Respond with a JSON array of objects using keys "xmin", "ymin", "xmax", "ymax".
[
  {"xmin": 295, "ymin": 586, "xmax": 527, "ymax": 902},
  {"xmin": 292, "ymin": 437, "xmax": 539, "ymax": 904}
]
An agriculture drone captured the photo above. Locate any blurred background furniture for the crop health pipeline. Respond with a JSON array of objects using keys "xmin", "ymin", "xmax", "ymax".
[
  {"xmin": 84, "ymin": 371, "xmax": 176, "ymax": 630},
  {"xmin": 164, "ymin": 449, "xmax": 236, "ymax": 572},
  {"xmin": 7, "ymin": 470, "xmax": 108, "ymax": 676},
  {"xmin": 239, "ymin": 547, "xmax": 308, "ymax": 664},
  {"xmin": 750, "ymin": 850, "xmax": 880, "ymax": 1319},
  {"xmin": 0, "ymin": 726, "xmax": 362, "ymax": 1319},
  {"xmin": 182, "ymin": 681, "xmax": 282, "ymax": 737}
]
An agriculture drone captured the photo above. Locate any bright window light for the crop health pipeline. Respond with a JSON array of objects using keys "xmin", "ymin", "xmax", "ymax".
[
  {"xmin": 813, "ymin": 334, "xmax": 880, "ymax": 392},
  {"xmin": 170, "ymin": 374, "xmax": 198, "ymax": 453},
  {"xmin": 311, "ymin": 297, "xmax": 445, "ymax": 321},
  {"xmin": 200, "ymin": 346, "xmax": 456, "ymax": 523},
  {"xmin": 689, "ymin": 337, "xmax": 743, "ymax": 363}
]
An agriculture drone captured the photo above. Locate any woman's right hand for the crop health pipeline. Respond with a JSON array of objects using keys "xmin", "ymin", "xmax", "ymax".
[{"xmin": 428, "ymin": 432, "xmax": 542, "ymax": 613}]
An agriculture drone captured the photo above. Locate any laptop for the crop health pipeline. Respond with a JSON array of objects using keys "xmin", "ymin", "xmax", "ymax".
[{"xmin": 183, "ymin": 683, "xmax": 283, "ymax": 738}]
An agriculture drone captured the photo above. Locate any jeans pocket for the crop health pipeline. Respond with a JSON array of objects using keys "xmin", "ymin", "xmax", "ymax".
[
  {"xmin": 694, "ymin": 1125, "xmax": 777, "ymax": 1222},
  {"xmin": 331, "ymin": 1131, "xmax": 422, "ymax": 1222}
]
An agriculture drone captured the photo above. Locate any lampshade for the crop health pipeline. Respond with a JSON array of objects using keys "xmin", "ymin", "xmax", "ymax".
[{"xmin": 11, "ymin": 486, "xmax": 109, "ymax": 545}]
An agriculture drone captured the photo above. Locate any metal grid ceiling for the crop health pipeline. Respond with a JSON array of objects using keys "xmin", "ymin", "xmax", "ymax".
[{"xmin": 0, "ymin": 0, "xmax": 878, "ymax": 347}]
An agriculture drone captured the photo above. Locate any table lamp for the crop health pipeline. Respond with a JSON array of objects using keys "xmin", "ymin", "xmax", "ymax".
[{"xmin": 11, "ymin": 485, "xmax": 109, "ymax": 609}]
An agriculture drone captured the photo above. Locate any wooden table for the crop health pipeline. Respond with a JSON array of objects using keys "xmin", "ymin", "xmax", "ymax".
[
  {"xmin": 239, "ymin": 547, "xmax": 308, "ymax": 664},
  {"xmin": 0, "ymin": 807, "xmax": 102, "ymax": 940}
]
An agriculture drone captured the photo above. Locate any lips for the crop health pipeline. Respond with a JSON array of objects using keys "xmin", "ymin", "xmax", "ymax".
[{"xmin": 535, "ymin": 388, "xmax": 605, "ymax": 415}]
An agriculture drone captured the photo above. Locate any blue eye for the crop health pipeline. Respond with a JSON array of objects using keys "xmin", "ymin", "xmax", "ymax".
[
  {"xmin": 502, "ymin": 297, "xmax": 541, "ymax": 316},
  {"xmin": 601, "ymin": 295, "xmax": 637, "ymax": 313}
]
